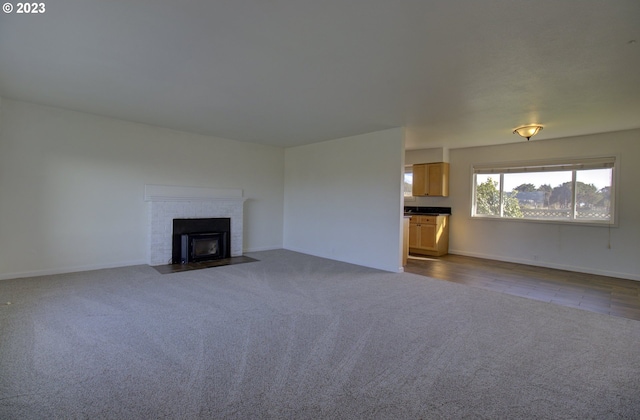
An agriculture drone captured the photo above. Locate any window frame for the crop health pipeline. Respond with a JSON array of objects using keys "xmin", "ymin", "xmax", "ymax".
[
  {"xmin": 404, "ymin": 165, "xmax": 416, "ymax": 201},
  {"xmin": 470, "ymin": 156, "xmax": 618, "ymax": 226}
]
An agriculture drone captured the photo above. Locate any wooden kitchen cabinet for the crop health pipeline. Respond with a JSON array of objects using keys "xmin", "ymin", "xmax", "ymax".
[
  {"xmin": 409, "ymin": 215, "xmax": 449, "ymax": 256},
  {"xmin": 412, "ymin": 162, "xmax": 449, "ymax": 197}
]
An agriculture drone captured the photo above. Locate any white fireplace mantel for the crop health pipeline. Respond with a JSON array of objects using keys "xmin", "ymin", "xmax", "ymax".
[
  {"xmin": 144, "ymin": 184, "xmax": 244, "ymax": 202},
  {"xmin": 145, "ymin": 185, "xmax": 246, "ymax": 265}
]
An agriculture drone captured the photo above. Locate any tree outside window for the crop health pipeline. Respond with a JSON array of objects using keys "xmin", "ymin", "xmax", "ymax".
[{"xmin": 474, "ymin": 176, "xmax": 523, "ymax": 218}]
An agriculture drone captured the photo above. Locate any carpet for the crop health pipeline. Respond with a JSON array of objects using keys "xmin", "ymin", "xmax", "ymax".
[{"xmin": 1, "ymin": 249, "xmax": 639, "ymax": 419}]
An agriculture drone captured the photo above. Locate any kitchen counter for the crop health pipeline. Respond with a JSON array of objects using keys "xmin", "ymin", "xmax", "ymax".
[
  {"xmin": 405, "ymin": 207, "xmax": 451, "ymax": 257},
  {"xmin": 404, "ymin": 206, "xmax": 451, "ymax": 216}
]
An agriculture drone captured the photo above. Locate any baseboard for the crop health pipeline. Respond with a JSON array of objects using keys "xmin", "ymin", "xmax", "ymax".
[
  {"xmin": 243, "ymin": 244, "xmax": 283, "ymax": 253},
  {"xmin": 448, "ymin": 249, "xmax": 640, "ymax": 282},
  {"xmin": 0, "ymin": 260, "xmax": 148, "ymax": 281}
]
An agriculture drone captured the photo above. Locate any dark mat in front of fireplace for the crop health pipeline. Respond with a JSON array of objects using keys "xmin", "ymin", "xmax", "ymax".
[{"xmin": 152, "ymin": 255, "xmax": 258, "ymax": 274}]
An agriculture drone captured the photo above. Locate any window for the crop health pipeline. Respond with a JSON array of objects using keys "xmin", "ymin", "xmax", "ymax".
[
  {"xmin": 472, "ymin": 157, "xmax": 615, "ymax": 224},
  {"xmin": 404, "ymin": 165, "xmax": 414, "ymax": 199}
]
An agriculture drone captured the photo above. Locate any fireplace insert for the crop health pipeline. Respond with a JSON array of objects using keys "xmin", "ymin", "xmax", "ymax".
[
  {"xmin": 172, "ymin": 218, "xmax": 231, "ymax": 264},
  {"xmin": 180, "ymin": 232, "xmax": 227, "ymax": 263}
]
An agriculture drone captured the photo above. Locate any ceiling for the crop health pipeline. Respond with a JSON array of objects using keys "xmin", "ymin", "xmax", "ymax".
[{"xmin": 1, "ymin": 0, "xmax": 638, "ymax": 150}]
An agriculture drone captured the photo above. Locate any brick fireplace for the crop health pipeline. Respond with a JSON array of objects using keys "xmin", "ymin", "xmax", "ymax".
[{"xmin": 144, "ymin": 185, "xmax": 246, "ymax": 265}]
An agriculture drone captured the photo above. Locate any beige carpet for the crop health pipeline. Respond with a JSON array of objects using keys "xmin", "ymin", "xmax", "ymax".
[{"xmin": 1, "ymin": 249, "xmax": 639, "ymax": 419}]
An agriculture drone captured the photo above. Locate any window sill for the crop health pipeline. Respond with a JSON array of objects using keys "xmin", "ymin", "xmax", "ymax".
[{"xmin": 470, "ymin": 215, "xmax": 617, "ymax": 228}]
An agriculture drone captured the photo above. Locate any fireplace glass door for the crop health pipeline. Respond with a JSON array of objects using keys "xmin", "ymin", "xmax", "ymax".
[{"xmin": 180, "ymin": 232, "xmax": 227, "ymax": 263}]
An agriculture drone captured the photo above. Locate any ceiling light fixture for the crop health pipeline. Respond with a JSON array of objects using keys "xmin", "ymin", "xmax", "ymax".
[{"xmin": 513, "ymin": 125, "xmax": 543, "ymax": 141}]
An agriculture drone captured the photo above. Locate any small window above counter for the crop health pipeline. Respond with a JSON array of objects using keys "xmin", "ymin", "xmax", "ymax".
[{"xmin": 412, "ymin": 162, "xmax": 449, "ymax": 197}]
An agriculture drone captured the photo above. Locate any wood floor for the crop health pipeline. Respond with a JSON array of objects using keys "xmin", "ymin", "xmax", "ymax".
[{"xmin": 404, "ymin": 254, "xmax": 640, "ymax": 322}]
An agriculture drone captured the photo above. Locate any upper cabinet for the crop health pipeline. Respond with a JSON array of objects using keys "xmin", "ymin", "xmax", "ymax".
[{"xmin": 412, "ymin": 162, "xmax": 449, "ymax": 197}]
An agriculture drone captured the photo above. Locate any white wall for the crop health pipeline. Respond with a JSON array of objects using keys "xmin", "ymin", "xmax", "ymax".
[
  {"xmin": 413, "ymin": 129, "xmax": 639, "ymax": 280},
  {"xmin": 404, "ymin": 147, "xmax": 448, "ymax": 165},
  {"xmin": 0, "ymin": 98, "xmax": 285, "ymax": 279},
  {"xmin": 284, "ymin": 128, "xmax": 405, "ymax": 272}
]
